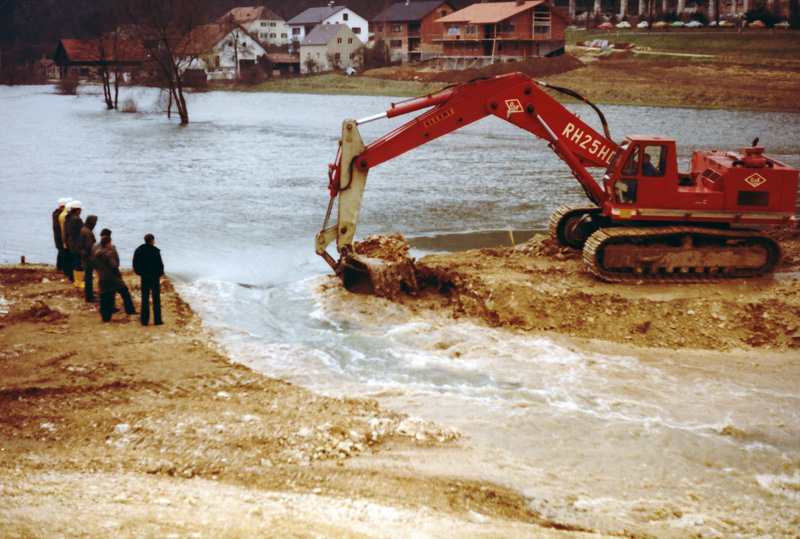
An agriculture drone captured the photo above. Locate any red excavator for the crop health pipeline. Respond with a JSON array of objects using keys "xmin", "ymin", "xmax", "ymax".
[{"xmin": 315, "ymin": 72, "xmax": 798, "ymax": 291}]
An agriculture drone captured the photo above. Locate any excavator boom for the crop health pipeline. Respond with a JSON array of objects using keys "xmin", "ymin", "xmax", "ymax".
[{"xmin": 317, "ymin": 72, "xmax": 618, "ymax": 290}]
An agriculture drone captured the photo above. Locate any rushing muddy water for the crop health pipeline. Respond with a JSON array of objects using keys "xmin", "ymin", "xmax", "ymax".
[{"xmin": 2, "ymin": 84, "xmax": 800, "ymax": 538}]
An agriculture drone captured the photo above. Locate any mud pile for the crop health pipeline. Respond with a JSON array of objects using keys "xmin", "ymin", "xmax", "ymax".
[{"xmin": 353, "ymin": 227, "xmax": 800, "ymax": 352}]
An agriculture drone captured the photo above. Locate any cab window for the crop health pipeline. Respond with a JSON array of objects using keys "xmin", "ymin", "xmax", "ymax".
[
  {"xmin": 642, "ymin": 145, "xmax": 666, "ymax": 176},
  {"xmin": 621, "ymin": 145, "xmax": 640, "ymax": 176},
  {"xmin": 613, "ymin": 178, "xmax": 637, "ymax": 205}
]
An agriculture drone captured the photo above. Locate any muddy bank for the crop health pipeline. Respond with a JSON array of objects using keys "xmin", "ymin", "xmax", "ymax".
[{"xmin": 355, "ymin": 227, "xmax": 800, "ymax": 352}]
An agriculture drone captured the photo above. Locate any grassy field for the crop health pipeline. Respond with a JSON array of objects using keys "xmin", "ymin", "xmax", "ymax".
[{"xmin": 568, "ymin": 28, "xmax": 800, "ymax": 66}]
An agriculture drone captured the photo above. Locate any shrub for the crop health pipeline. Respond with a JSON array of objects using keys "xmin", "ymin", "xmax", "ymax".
[{"xmin": 57, "ymin": 78, "xmax": 79, "ymax": 95}]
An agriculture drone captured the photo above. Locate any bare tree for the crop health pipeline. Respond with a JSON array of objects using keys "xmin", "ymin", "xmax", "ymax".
[
  {"xmin": 124, "ymin": 0, "xmax": 205, "ymax": 124},
  {"xmin": 82, "ymin": 9, "xmax": 122, "ymax": 110}
]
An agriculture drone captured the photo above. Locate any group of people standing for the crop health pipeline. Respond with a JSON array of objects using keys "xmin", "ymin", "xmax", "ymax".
[{"xmin": 52, "ymin": 198, "xmax": 165, "ymax": 326}]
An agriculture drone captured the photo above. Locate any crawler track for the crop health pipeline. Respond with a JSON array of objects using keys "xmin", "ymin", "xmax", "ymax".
[{"xmin": 583, "ymin": 226, "xmax": 781, "ymax": 283}]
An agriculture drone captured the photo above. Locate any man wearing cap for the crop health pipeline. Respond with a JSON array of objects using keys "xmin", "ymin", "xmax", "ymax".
[
  {"xmin": 133, "ymin": 234, "xmax": 164, "ymax": 326},
  {"xmin": 64, "ymin": 201, "xmax": 85, "ymax": 290},
  {"xmin": 52, "ymin": 198, "xmax": 70, "ymax": 275},
  {"xmin": 92, "ymin": 234, "xmax": 137, "ymax": 321}
]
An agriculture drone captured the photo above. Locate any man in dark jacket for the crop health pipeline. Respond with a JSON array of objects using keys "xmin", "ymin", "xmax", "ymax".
[
  {"xmin": 77, "ymin": 215, "xmax": 98, "ymax": 302},
  {"xmin": 64, "ymin": 201, "xmax": 85, "ymax": 290},
  {"xmin": 132, "ymin": 234, "xmax": 164, "ymax": 326},
  {"xmin": 92, "ymin": 235, "xmax": 137, "ymax": 322}
]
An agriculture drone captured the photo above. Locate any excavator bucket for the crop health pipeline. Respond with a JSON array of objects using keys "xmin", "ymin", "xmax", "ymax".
[{"xmin": 339, "ymin": 234, "xmax": 418, "ymax": 297}]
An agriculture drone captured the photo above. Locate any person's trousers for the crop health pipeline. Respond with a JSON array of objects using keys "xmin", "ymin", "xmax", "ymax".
[
  {"xmin": 100, "ymin": 287, "xmax": 136, "ymax": 322},
  {"xmin": 84, "ymin": 266, "xmax": 95, "ymax": 301},
  {"xmin": 140, "ymin": 276, "xmax": 162, "ymax": 326},
  {"xmin": 58, "ymin": 246, "xmax": 73, "ymax": 280}
]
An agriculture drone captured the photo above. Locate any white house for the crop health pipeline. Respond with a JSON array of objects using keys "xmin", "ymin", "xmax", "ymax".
[
  {"xmin": 218, "ymin": 6, "xmax": 290, "ymax": 46},
  {"xmin": 287, "ymin": 4, "xmax": 368, "ymax": 49},
  {"xmin": 299, "ymin": 23, "xmax": 362, "ymax": 74},
  {"xmin": 184, "ymin": 23, "xmax": 268, "ymax": 80}
]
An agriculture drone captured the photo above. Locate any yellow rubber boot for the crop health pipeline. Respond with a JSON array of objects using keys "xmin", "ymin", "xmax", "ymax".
[{"xmin": 74, "ymin": 270, "xmax": 85, "ymax": 289}]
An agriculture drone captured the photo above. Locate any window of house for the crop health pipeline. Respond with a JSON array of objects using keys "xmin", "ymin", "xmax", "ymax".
[
  {"xmin": 350, "ymin": 52, "xmax": 355, "ymax": 59},
  {"xmin": 390, "ymin": 39, "xmax": 402, "ymax": 48},
  {"xmin": 533, "ymin": 9, "xmax": 551, "ymax": 35},
  {"xmin": 261, "ymin": 22, "xmax": 267, "ymax": 27},
  {"xmin": 391, "ymin": 24, "xmax": 402, "ymax": 33},
  {"xmin": 499, "ymin": 22, "xmax": 515, "ymax": 34},
  {"xmin": 293, "ymin": 28, "xmax": 301, "ymax": 35},
  {"xmin": 353, "ymin": 28, "xmax": 361, "ymax": 34},
  {"xmin": 343, "ymin": 13, "xmax": 348, "ymax": 21},
  {"xmin": 270, "ymin": 22, "xmax": 276, "ymax": 27},
  {"xmin": 441, "ymin": 10, "xmax": 447, "ymax": 17},
  {"xmin": 465, "ymin": 24, "xmax": 477, "ymax": 34},
  {"xmin": 335, "ymin": 52, "xmax": 341, "ymax": 59},
  {"xmin": 337, "ymin": 37, "xmax": 342, "ymax": 44},
  {"xmin": 281, "ymin": 33, "xmax": 287, "ymax": 38},
  {"xmin": 270, "ymin": 33, "xmax": 276, "ymax": 38},
  {"xmin": 348, "ymin": 38, "xmax": 353, "ymax": 44},
  {"xmin": 446, "ymin": 25, "xmax": 461, "ymax": 35}
]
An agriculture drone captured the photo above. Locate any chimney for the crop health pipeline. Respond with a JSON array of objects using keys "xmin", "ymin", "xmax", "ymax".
[{"xmin": 516, "ymin": 0, "xmax": 524, "ymax": 6}]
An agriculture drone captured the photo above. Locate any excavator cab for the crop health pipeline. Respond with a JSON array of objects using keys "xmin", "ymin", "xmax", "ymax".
[{"xmin": 602, "ymin": 136, "xmax": 678, "ymax": 219}]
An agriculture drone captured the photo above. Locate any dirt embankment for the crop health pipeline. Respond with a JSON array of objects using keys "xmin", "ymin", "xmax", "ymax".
[
  {"xmin": 363, "ymin": 53, "xmax": 800, "ymax": 112},
  {"xmin": 356, "ymin": 227, "xmax": 800, "ymax": 352}
]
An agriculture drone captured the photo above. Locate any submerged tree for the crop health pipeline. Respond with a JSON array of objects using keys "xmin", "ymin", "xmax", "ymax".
[
  {"xmin": 124, "ymin": 0, "xmax": 205, "ymax": 124},
  {"xmin": 82, "ymin": 8, "xmax": 123, "ymax": 110}
]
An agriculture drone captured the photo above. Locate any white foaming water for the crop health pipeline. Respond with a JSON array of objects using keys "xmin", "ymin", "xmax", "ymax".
[
  {"xmin": 177, "ymin": 276, "xmax": 800, "ymax": 539},
  {"xmin": 4, "ymin": 85, "xmax": 800, "ymax": 538}
]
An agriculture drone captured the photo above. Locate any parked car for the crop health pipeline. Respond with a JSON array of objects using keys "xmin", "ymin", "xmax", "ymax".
[
  {"xmin": 616, "ymin": 21, "xmax": 631, "ymax": 28},
  {"xmin": 652, "ymin": 21, "xmax": 669, "ymax": 28},
  {"xmin": 748, "ymin": 20, "xmax": 765, "ymax": 28},
  {"xmin": 598, "ymin": 22, "xmax": 614, "ymax": 29},
  {"xmin": 717, "ymin": 20, "xmax": 736, "ymax": 27},
  {"xmin": 637, "ymin": 21, "xmax": 649, "ymax": 28},
  {"xmin": 775, "ymin": 21, "xmax": 790, "ymax": 28},
  {"xmin": 686, "ymin": 20, "xmax": 704, "ymax": 28},
  {"xmin": 670, "ymin": 21, "xmax": 685, "ymax": 27}
]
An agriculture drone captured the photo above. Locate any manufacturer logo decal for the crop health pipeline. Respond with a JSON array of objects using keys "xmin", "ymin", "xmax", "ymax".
[
  {"xmin": 745, "ymin": 173, "xmax": 767, "ymax": 188},
  {"xmin": 505, "ymin": 99, "xmax": 523, "ymax": 114},
  {"xmin": 423, "ymin": 108, "xmax": 454, "ymax": 128}
]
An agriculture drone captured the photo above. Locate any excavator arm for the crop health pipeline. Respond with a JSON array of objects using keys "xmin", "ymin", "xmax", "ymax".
[{"xmin": 315, "ymin": 72, "xmax": 619, "ymax": 291}]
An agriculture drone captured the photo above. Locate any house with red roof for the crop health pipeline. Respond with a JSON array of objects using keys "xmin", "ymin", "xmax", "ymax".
[
  {"xmin": 218, "ymin": 6, "xmax": 290, "ymax": 46},
  {"xmin": 183, "ymin": 23, "xmax": 268, "ymax": 80},
  {"xmin": 53, "ymin": 39, "xmax": 148, "ymax": 80},
  {"xmin": 372, "ymin": 1, "xmax": 454, "ymax": 63},
  {"xmin": 435, "ymin": 0, "xmax": 569, "ymax": 69}
]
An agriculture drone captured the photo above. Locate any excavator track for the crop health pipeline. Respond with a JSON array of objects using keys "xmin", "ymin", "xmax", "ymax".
[
  {"xmin": 583, "ymin": 226, "xmax": 781, "ymax": 283},
  {"xmin": 548, "ymin": 204, "xmax": 603, "ymax": 249}
]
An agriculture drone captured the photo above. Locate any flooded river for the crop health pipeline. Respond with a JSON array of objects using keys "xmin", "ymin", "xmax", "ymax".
[{"xmin": 2, "ymin": 84, "xmax": 800, "ymax": 538}]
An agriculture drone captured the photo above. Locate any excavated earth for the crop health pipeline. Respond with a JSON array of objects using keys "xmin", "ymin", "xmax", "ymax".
[{"xmin": 355, "ymin": 227, "xmax": 800, "ymax": 352}]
